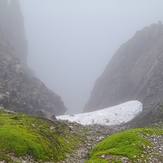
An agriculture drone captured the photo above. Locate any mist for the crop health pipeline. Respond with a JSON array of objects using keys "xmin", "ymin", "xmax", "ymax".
[{"xmin": 19, "ymin": 0, "xmax": 163, "ymax": 114}]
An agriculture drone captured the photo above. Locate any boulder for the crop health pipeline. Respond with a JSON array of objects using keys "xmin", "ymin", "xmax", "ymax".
[{"xmin": 35, "ymin": 109, "xmax": 57, "ymax": 122}]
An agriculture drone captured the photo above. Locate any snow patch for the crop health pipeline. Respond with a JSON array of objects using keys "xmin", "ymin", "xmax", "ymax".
[{"xmin": 57, "ymin": 100, "xmax": 142, "ymax": 126}]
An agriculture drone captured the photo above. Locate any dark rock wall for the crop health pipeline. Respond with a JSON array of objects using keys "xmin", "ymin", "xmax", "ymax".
[
  {"xmin": 0, "ymin": 0, "xmax": 27, "ymax": 65},
  {"xmin": 0, "ymin": 0, "xmax": 10, "ymax": 47},
  {"xmin": 0, "ymin": 0, "xmax": 67, "ymax": 115},
  {"xmin": 84, "ymin": 22, "xmax": 163, "ymax": 113}
]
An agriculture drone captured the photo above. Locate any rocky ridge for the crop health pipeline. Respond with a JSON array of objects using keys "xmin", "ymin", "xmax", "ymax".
[
  {"xmin": 0, "ymin": 0, "xmax": 67, "ymax": 115},
  {"xmin": 83, "ymin": 21, "xmax": 163, "ymax": 124}
]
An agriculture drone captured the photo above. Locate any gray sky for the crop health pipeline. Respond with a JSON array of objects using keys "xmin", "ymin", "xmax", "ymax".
[{"xmin": 19, "ymin": 0, "xmax": 163, "ymax": 114}]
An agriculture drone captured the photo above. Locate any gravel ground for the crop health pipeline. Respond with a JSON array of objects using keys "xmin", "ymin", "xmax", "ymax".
[
  {"xmin": 59, "ymin": 122, "xmax": 163, "ymax": 163},
  {"xmin": 59, "ymin": 123, "xmax": 125, "ymax": 163},
  {"xmin": 2, "ymin": 121, "xmax": 163, "ymax": 163}
]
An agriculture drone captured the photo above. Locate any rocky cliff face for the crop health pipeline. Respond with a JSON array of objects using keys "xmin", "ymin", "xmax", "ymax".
[
  {"xmin": 84, "ymin": 21, "xmax": 163, "ymax": 114},
  {"xmin": 9, "ymin": 0, "xmax": 28, "ymax": 66},
  {"xmin": 0, "ymin": 0, "xmax": 27, "ymax": 66},
  {"xmin": 0, "ymin": 0, "xmax": 67, "ymax": 115}
]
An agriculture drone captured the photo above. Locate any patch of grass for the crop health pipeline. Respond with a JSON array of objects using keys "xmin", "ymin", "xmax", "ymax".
[
  {"xmin": 0, "ymin": 109, "xmax": 85, "ymax": 162},
  {"xmin": 85, "ymin": 127, "xmax": 163, "ymax": 163}
]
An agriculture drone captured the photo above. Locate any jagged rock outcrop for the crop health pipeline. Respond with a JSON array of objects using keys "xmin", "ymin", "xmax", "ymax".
[
  {"xmin": 84, "ymin": 21, "xmax": 163, "ymax": 115},
  {"xmin": 0, "ymin": 0, "xmax": 67, "ymax": 115}
]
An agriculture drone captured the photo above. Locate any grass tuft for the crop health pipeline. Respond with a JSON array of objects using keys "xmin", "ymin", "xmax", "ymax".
[{"xmin": 85, "ymin": 127, "xmax": 163, "ymax": 163}]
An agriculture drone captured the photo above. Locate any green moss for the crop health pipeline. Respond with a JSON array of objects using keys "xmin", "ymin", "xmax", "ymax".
[
  {"xmin": 0, "ymin": 109, "xmax": 85, "ymax": 162},
  {"xmin": 85, "ymin": 127, "xmax": 163, "ymax": 163}
]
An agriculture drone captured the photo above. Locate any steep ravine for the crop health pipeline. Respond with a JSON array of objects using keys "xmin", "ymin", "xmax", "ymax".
[{"xmin": 1, "ymin": 1, "xmax": 163, "ymax": 162}]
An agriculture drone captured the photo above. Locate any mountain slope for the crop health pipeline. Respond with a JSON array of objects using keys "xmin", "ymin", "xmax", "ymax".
[
  {"xmin": 84, "ymin": 21, "xmax": 163, "ymax": 115},
  {"xmin": 0, "ymin": 0, "xmax": 67, "ymax": 115}
]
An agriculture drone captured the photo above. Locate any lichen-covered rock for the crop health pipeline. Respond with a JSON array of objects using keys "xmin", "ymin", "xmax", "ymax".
[{"xmin": 84, "ymin": 22, "xmax": 163, "ymax": 117}]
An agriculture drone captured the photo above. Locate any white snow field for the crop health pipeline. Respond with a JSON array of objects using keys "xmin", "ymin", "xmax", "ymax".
[{"xmin": 57, "ymin": 100, "xmax": 142, "ymax": 126}]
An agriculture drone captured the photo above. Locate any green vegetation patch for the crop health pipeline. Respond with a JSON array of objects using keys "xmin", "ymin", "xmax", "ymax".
[
  {"xmin": 85, "ymin": 127, "xmax": 163, "ymax": 163},
  {"xmin": 0, "ymin": 109, "xmax": 85, "ymax": 162}
]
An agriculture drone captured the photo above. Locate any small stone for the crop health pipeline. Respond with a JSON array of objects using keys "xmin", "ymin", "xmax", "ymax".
[
  {"xmin": 147, "ymin": 146, "xmax": 151, "ymax": 149},
  {"xmin": 101, "ymin": 154, "xmax": 105, "ymax": 159},
  {"xmin": 31, "ymin": 124, "xmax": 35, "ymax": 127},
  {"xmin": 50, "ymin": 126, "xmax": 55, "ymax": 130},
  {"xmin": 22, "ymin": 161, "xmax": 27, "ymax": 163},
  {"xmin": 87, "ymin": 143, "xmax": 91, "ymax": 147},
  {"xmin": 98, "ymin": 136, "xmax": 105, "ymax": 141},
  {"xmin": 138, "ymin": 159, "xmax": 142, "ymax": 163},
  {"xmin": 5, "ymin": 92, "xmax": 9, "ymax": 96},
  {"xmin": 141, "ymin": 154, "xmax": 144, "ymax": 158},
  {"xmin": 69, "ymin": 126, "xmax": 73, "ymax": 131}
]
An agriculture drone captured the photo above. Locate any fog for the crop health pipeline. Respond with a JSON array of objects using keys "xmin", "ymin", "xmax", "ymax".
[{"xmin": 19, "ymin": 0, "xmax": 163, "ymax": 114}]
